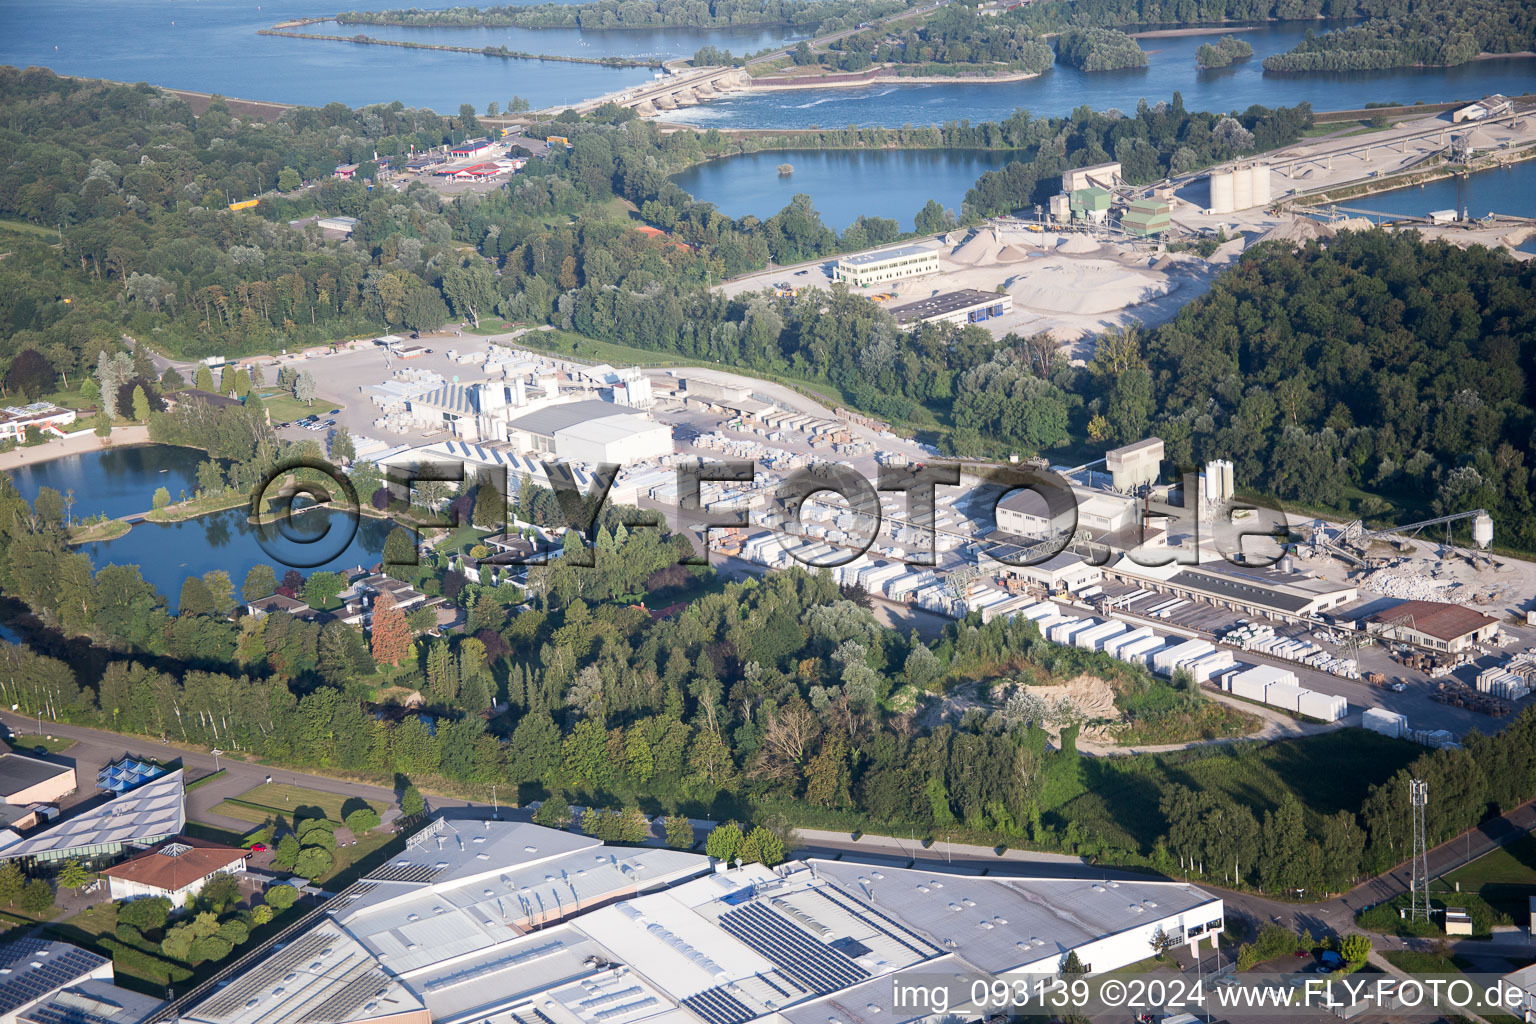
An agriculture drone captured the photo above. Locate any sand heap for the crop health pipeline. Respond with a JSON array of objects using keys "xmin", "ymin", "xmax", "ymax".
[
  {"xmin": 950, "ymin": 228, "xmax": 1005, "ymax": 265},
  {"xmin": 1257, "ymin": 215, "xmax": 1335, "ymax": 247},
  {"xmin": 997, "ymin": 244, "xmax": 1032, "ymax": 262},
  {"xmin": 1057, "ymin": 233, "xmax": 1102, "ymax": 254},
  {"xmin": 1009, "ymin": 257, "xmax": 1173, "ymax": 315}
]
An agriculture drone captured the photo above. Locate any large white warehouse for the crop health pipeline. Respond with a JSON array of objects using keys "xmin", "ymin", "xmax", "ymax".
[
  {"xmin": 506, "ymin": 399, "xmax": 673, "ymax": 465},
  {"xmin": 182, "ymin": 819, "xmax": 1223, "ymax": 1024}
]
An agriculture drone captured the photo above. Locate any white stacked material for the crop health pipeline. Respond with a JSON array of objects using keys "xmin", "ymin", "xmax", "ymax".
[
  {"xmin": 1477, "ymin": 670, "xmax": 1530, "ymax": 700},
  {"xmin": 1018, "ymin": 603, "xmax": 1056, "ymax": 622},
  {"xmin": 1047, "ymin": 618, "xmax": 1089, "ymax": 643},
  {"xmin": 1363, "ymin": 707, "xmax": 1408, "ymax": 738},
  {"xmin": 1033, "ymin": 612, "xmax": 1066, "ymax": 634},
  {"xmin": 982, "ymin": 594, "xmax": 1038, "ymax": 624},
  {"xmin": 1075, "ymin": 620, "xmax": 1127, "ymax": 651},
  {"xmin": 1103, "ymin": 626, "xmax": 1155, "ymax": 657},
  {"xmin": 1118, "ymin": 636, "xmax": 1165, "ymax": 667},
  {"xmin": 1154, "ymin": 639, "xmax": 1215, "ymax": 676},
  {"xmin": 1411, "ymin": 728, "xmax": 1458, "ymax": 749},
  {"xmin": 1298, "ymin": 690, "xmax": 1347, "ymax": 722},
  {"xmin": 885, "ymin": 571, "xmax": 935, "ymax": 601},
  {"xmin": 1184, "ymin": 651, "xmax": 1235, "ymax": 683},
  {"xmin": 1264, "ymin": 682, "xmax": 1306, "ymax": 712}
]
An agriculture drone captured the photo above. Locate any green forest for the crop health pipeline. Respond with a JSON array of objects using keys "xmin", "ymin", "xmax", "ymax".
[
  {"xmin": 1196, "ymin": 34, "xmax": 1253, "ymax": 67},
  {"xmin": 336, "ymin": 0, "xmax": 913, "ymax": 31},
  {"xmin": 814, "ymin": 7, "xmax": 1056, "ymax": 73},
  {"xmin": 1053, "ymin": 27, "xmax": 1149, "ymax": 71}
]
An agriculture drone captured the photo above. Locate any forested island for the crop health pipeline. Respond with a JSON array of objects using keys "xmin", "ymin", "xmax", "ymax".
[
  {"xmin": 1196, "ymin": 34, "xmax": 1252, "ymax": 67},
  {"xmin": 811, "ymin": 6, "xmax": 1056, "ymax": 74},
  {"xmin": 336, "ymin": 0, "xmax": 912, "ymax": 31},
  {"xmin": 1054, "ymin": 27, "xmax": 1149, "ymax": 70}
]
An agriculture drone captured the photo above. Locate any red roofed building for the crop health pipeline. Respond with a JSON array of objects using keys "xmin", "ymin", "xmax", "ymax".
[
  {"xmin": 1367, "ymin": 600, "xmax": 1500, "ymax": 653},
  {"xmin": 99, "ymin": 837, "xmax": 249, "ymax": 907}
]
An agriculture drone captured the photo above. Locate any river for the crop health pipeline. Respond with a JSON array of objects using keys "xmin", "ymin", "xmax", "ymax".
[
  {"xmin": 672, "ymin": 149, "xmax": 1018, "ymax": 228},
  {"xmin": 1322, "ymin": 157, "xmax": 1536, "ymax": 221},
  {"xmin": 0, "ymin": 0, "xmax": 786, "ymax": 113},
  {"xmin": 665, "ymin": 22, "xmax": 1536, "ymax": 129},
  {"xmin": 4, "ymin": 4, "xmax": 1532, "ymax": 121}
]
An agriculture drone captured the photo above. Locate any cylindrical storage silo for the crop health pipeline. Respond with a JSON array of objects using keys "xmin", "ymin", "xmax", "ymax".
[
  {"xmin": 1209, "ymin": 169, "xmax": 1235, "ymax": 213},
  {"xmin": 1473, "ymin": 511, "xmax": 1494, "ymax": 549},
  {"xmin": 1251, "ymin": 164, "xmax": 1271, "ymax": 206},
  {"xmin": 1233, "ymin": 164, "xmax": 1254, "ymax": 210},
  {"xmin": 1222, "ymin": 460, "xmax": 1235, "ymax": 500}
]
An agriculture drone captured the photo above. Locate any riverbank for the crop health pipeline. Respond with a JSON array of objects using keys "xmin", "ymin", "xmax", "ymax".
[
  {"xmin": 0, "ymin": 425, "xmax": 149, "ymax": 473},
  {"xmin": 256, "ymin": 30, "xmax": 664, "ymax": 68},
  {"xmin": 744, "ymin": 67, "xmax": 1041, "ymax": 90},
  {"xmin": 1293, "ymin": 144, "xmax": 1536, "ymax": 211}
]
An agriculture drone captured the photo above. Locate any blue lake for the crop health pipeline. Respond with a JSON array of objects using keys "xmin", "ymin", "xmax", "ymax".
[
  {"xmin": 7, "ymin": 444, "xmax": 206, "ymax": 522},
  {"xmin": 671, "ymin": 148, "xmax": 1018, "ymax": 229},
  {"xmin": 665, "ymin": 22, "xmax": 1536, "ymax": 129},
  {"xmin": 80, "ymin": 506, "xmax": 392, "ymax": 612}
]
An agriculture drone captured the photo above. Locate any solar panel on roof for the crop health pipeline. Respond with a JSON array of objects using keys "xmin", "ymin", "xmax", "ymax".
[
  {"xmin": 682, "ymin": 987, "xmax": 754, "ymax": 1024},
  {"xmin": 718, "ymin": 904, "xmax": 868, "ymax": 995}
]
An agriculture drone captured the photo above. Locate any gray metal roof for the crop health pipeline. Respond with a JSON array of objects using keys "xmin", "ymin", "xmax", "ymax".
[
  {"xmin": 506, "ymin": 400, "xmax": 636, "ymax": 438},
  {"xmin": 838, "ymin": 244, "xmax": 936, "ymax": 267},
  {"xmin": 808, "ymin": 861, "xmax": 1219, "ymax": 974},
  {"xmin": 0, "ymin": 754, "xmax": 72, "ymax": 796},
  {"xmin": 0, "ymin": 940, "xmax": 109, "ymax": 1015},
  {"xmin": 0, "ymin": 771, "xmax": 184, "ymax": 860}
]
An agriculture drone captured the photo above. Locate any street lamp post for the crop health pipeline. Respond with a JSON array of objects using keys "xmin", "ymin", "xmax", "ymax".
[
  {"xmin": 211, "ymin": 748, "xmax": 223, "ymax": 771},
  {"xmin": 492, "ymin": 785, "xmax": 499, "ymax": 820}
]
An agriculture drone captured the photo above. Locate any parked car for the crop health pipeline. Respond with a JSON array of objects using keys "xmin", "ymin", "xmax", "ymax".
[{"xmin": 250, "ymin": 842, "xmax": 268, "ymax": 852}]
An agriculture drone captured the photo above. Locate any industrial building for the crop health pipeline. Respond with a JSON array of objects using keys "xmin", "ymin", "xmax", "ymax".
[
  {"xmin": 0, "ymin": 938, "xmax": 162, "ymax": 1024},
  {"xmin": 995, "ymin": 487, "xmax": 1137, "ymax": 542},
  {"xmin": 1000, "ymin": 550, "xmax": 1104, "ymax": 594},
  {"xmin": 1206, "ymin": 163, "xmax": 1272, "ymax": 213},
  {"xmin": 1062, "ymin": 161, "xmax": 1123, "ymax": 192},
  {"xmin": 0, "ymin": 770, "xmax": 184, "ymax": 865},
  {"xmin": 1104, "ymin": 560, "xmax": 1358, "ymax": 625},
  {"xmin": 1121, "ymin": 198, "xmax": 1172, "ymax": 237},
  {"xmin": 99, "ymin": 837, "xmax": 249, "ymax": 908},
  {"xmin": 1453, "ymin": 94, "xmax": 1512, "ymax": 122},
  {"xmin": 887, "ymin": 289, "xmax": 1013, "ymax": 327},
  {"xmin": 1365, "ymin": 600, "xmax": 1500, "ymax": 653},
  {"xmin": 1106, "ymin": 437, "xmax": 1164, "ymax": 492},
  {"xmin": 832, "ymin": 244, "xmax": 941, "ymax": 288},
  {"xmin": 182, "ymin": 819, "xmax": 1223, "ymax": 1024},
  {"xmin": 0, "ymin": 754, "xmax": 75, "ymax": 806},
  {"xmin": 1069, "ymin": 187, "xmax": 1113, "ymax": 224},
  {"xmin": 504, "ymin": 400, "xmax": 673, "ymax": 465}
]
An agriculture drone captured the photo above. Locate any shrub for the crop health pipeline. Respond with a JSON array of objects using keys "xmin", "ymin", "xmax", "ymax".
[
  {"xmin": 265, "ymin": 884, "xmax": 299, "ymax": 910},
  {"xmin": 345, "ymin": 808, "xmax": 381, "ymax": 835}
]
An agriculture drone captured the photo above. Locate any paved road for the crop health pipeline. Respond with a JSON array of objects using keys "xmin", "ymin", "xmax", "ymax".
[{"xmin": 11, "ymin": 709, "xmax": 1536, "ymax": 950}]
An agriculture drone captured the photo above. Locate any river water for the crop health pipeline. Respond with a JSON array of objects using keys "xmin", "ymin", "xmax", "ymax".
[
  {"xmin": 1324, "ymin": 157, "xmax": 1536, "ymax": 221},
  {"xmin": 665, "ymin": 22, "xmax": 1536, "ymax": 129},
  {"xmin": 3, "ymin": 4, "xmax": 1531, "ymax": 121},
  {"xmin": 0, "ymin": 0, "xmax": 783, "ymax": 112}
]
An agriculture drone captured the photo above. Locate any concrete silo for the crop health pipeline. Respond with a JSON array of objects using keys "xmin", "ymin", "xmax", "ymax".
[
  {"xmin": 1250, "ymin": 163, "xmax": 1272, "ymax": 207},
  {"xmin": 1232, "ymin": 164, "xmax": 1254, "ymax": 210},
  {"xmin": 1209, "ymin": 168, "xmax": 1235, "ymax": 213}
]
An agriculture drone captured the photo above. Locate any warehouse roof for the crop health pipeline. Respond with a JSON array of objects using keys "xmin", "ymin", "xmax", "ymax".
[
  {"xmin": 0, "ymin": 754, "xmax": 73, "ymax": 797},
  {"xmin": 1, "ymin": 770, "xmax": 184, "ymax": 860},
  {"xmin": 554, "ymin": 414, "xmax": 669, "ymax": 446},
  {"xmin": 887, "ymin": 289, "xmax": 1004, "ymax": 324},
  {"xmin": 0, "ymin": 939, "xmax": 108, "ymax": 1015},
  {"xmin": 99, "ymin": 838, "xmax": 247, "ymax": 893},
  {"xmin": 17, "ymin": 978, "xmax": 165, "ymax": 1024},
  {"xmin": 838, "ymin": 243, "xmax": 935, "ymax": 267},
  {"xmin": 1368, "ymin": 600, "xmax": 1498, "ymax": 641},
  {"xmin": 506, "ymin": 399, "xmax": 635, "ymax": 437}
]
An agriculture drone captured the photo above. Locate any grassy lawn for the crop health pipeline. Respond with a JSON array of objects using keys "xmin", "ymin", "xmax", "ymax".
[
  {"xmin": 465, "ymin": 319, "xmax": 522, "ymax": 335},
  {"xmin": 1444, "ymin": 833, "xmax": 1536, "ymax": 922},
  {"xmin": 144, "ymin": 489, "xmax": 247, "ymax": 522},
  {"xmin": 1049, "ymin": 730, "xmax": 1422, "ymax": 855},
  {"xmin": 325, "ymin": 828, "xmax": 396, "ymax": 883},
  {"xmin": 6, "ymin": 733, "xmax": 76, "ymax": 755},
  {"xmin": 0, "ymin": 217, "xmax": 62, "ymax": 240},
  {"xmin": 68, "ymin": 519, "xmax": 131, "ymax": 544},
  {"xmin": 258, "ymin": 388, "xmax": 343, "ymax": 424},
  {"xmin": 218, "ymin": 782, "xmax": 390, "ymax": 825},
  {"xmin": 50, "ymin": 900, "xmax": 118, "ymax": 943}
]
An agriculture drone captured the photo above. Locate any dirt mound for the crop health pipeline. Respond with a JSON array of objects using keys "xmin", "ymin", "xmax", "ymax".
[
  {"xmin": 952, "ymin": 228, "xmax": 1003, "ymax": 265},
  {"xmin": 1010, "ymin": 257, "xmax": 1172, "ymax": 315},
  {"xmin": 997, "ymin": 244, "xmax": 1031, "ymax": 262}
]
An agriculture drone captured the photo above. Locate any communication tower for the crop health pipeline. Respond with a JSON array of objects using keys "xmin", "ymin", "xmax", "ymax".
[{"xmin": 1409, "ymin": 778, "xmax": 1431, "ymax": 923}]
